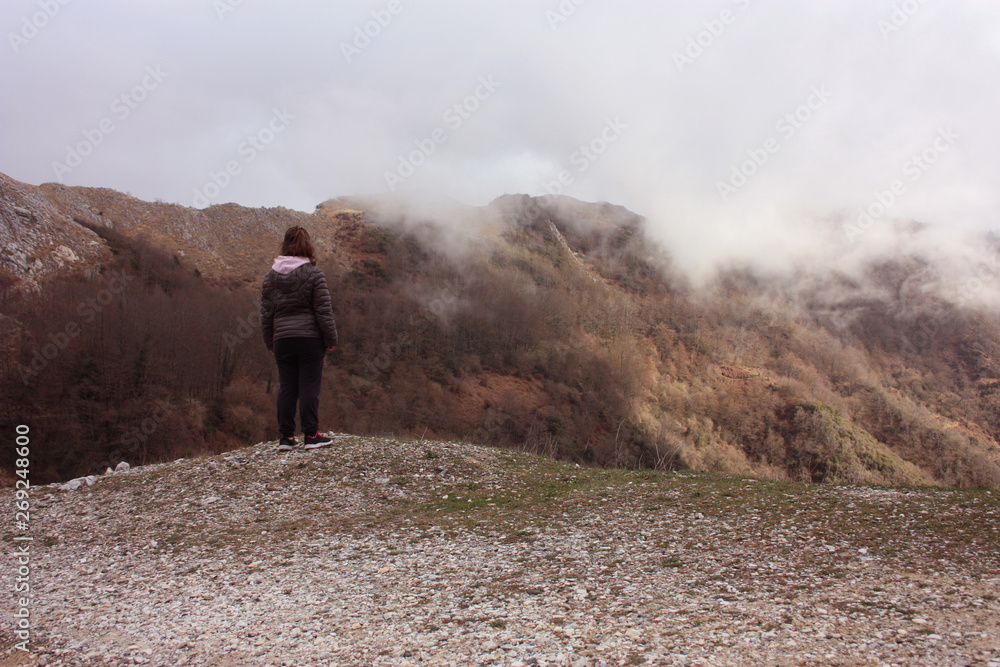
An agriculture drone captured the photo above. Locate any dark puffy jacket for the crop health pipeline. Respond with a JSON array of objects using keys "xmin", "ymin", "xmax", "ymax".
[{"xmin": 260, "ymin": 261, "xmax": 338, "ymax": 350}]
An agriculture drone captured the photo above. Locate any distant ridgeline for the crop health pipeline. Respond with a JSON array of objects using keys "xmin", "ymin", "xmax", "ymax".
[{"xmin": 1, "ymin": 173, "xmax": 998, "ymax": 488}]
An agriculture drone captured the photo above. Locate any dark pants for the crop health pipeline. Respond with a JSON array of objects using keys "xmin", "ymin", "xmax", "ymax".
[{"xmin": 274, "ymin": 337, "xmax": 325, "ymax": 437}]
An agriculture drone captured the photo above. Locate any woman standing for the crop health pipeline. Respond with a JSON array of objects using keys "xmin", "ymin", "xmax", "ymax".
[{"xmin": 260, "ymin": 226, "xmax": 338, "ymax": 451}]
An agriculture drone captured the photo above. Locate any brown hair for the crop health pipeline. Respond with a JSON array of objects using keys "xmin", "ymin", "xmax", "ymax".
[{"xmin": 279, "ymin": 226, "xmax": 316, "ymax": 262}]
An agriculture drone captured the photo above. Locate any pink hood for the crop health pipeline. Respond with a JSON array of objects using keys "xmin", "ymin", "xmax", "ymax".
[{"xmin": 271, "ymin": 255, "xmax": 311, "ymax": 274}]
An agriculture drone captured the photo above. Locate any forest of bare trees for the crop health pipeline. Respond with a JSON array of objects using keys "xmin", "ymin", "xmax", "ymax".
[{"xmin": 3, "ymin": 202, "xmax": 999, "ymax": 489}]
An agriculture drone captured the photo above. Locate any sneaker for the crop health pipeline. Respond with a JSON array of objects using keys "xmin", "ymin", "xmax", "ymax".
[
  {"xmin": 303, "ymin": 431, "xmax": 334, "ymax": 449},
  {"xmin": 277, "ymin": 435, "xmax": 299, "ymax": 452}
]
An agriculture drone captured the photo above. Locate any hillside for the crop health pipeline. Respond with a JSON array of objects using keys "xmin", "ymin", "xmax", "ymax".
[
  {"xmin": 1, "ymin": 172, "xmax": 999, "ymax": 488},
  {"xmin": 2, "ymin": 436, "xmax": 998, "ymax": 665}
]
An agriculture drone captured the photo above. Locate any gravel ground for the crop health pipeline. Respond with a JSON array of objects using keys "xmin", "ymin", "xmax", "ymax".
[{"xmin": 2, "ymin": 435, "xmax": 999, "ymax": 666}]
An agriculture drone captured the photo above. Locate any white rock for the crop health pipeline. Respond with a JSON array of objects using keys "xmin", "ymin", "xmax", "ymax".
[
  {"xmin": 104, "ymin": 467, "xmax": 114, "ymax": 475},
  {"xmin": 116, "ymin": 461, "xmax": 131, "ymax": 472},
  {"xmin": 59, "ymin": 479, "xmax": 83, "ymax": 491}
]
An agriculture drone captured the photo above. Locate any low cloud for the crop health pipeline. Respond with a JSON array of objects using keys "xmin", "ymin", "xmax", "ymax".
[{"xmin": 1, "ymin": 0, "xmax": 997, "ymax": 284}]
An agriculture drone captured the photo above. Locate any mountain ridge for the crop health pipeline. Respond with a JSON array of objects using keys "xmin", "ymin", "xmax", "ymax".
[{"xmin": 1, "ymin": 172, "xmax": 998, "ymax": 489}]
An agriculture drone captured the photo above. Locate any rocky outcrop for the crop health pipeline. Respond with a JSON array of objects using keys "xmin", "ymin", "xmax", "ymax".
[{"xmin": 0, "ymin": 174, "xmax": 111, "ymax": 291}]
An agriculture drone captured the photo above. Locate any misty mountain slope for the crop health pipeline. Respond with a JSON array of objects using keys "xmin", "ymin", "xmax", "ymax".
[
  {"xmin": 1, "ymin": 173, "xmax": 998, "ymax": 488},
  {"xmin": 5, "ymin": 435, "xmax": 999, "ymax": 665},
  {"xmin": 462, "ymin": 195, "xmax": 1000, "ymax": 487}
]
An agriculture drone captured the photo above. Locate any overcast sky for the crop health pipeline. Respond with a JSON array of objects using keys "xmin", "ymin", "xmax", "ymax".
[{"xmin": 2, "ymin": 1, "xmax": 999, "ymax": 276}]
